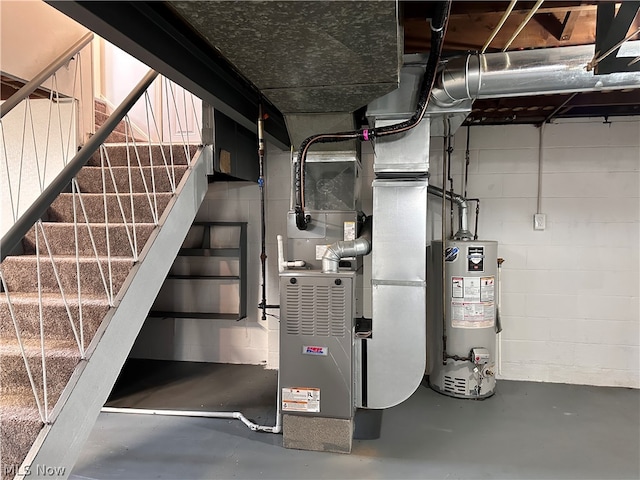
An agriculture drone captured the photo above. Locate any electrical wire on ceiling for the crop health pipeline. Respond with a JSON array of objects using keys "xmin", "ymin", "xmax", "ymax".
[
  {"xmin": 293, "ymin": 0, "xmax": 452, "ymax": 230},
  {"xmin": 502, "ymin": 0, "xmax": 544, "ymax": 52},
  {"xmin": 481, "ymin": 0, "xmax": 518, "ymax": 54}
]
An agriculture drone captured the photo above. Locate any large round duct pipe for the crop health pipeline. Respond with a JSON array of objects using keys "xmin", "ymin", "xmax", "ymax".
[
  {"xmin": 322, "ymin": 216, "xmax": 372, "ymax": 274},
  {"xmin": 432, "ymin": 43, "xmax": 640, "ymax": 107}
]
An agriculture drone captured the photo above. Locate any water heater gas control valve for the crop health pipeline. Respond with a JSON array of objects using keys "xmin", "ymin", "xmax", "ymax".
[{"xmin": 471, "ymin": 347, "xmax": 491, "ymax": 365}]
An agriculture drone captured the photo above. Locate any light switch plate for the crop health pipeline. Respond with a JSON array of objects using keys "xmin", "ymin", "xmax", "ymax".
[{"xmin": 533, "ymin": 213, "xmax": 546, "ymax": 231}]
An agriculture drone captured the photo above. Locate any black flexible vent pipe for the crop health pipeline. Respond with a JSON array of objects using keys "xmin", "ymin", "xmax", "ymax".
[{"xmin": 294, "ymin": 0, "xmax": 452, "ymax": 230}]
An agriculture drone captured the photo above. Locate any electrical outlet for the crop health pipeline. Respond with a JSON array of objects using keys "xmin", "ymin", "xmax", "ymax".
[{"xmin": 533, "ymin": 213, "xmax": 546, "ymax": 231}]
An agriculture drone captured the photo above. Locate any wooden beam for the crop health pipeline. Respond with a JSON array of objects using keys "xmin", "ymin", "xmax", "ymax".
[
  {"xmin": 402, "ymin": 1, "xmax": 598, "ymax": 20},
  {"xmin": 532, "ymin": 9, "xmax": 582, "ymax": 41},
  {"xmin": 533, "ymin": 12, "xmax": 566, "ymax": 40},
  {"xmin": 404, "ymin": 8, "xmax": 597, "ymax": 53},
  {"xmin": 560, "ymin": 10, "xmax": 580, "ymax": 40}
]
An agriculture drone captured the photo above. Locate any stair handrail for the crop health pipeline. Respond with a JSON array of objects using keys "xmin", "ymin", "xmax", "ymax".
[
  {"xmin": 0, "ymin": 69, "xmax": 159, "ymax": 263},
  {"xmin": 0, "ymin": 32, "xmax": 94, "ymax": 119}
]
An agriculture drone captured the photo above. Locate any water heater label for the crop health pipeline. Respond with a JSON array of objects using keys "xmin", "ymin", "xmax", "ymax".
[
  {"xmin": 480, "ymin": 277, "xmax": 495, "ymax": 302},
  {"xmin": 451, "ymin": 301, "xmax": 495, "ymax": 328},
  {"xmin": 463, "ymin": 278, "xmax": 481, "ymax": 302},
  {"xmin": 445, "ymin": 246, "xmax": 460, "ymax": 262},
  {"xmin": 282, "ymin": 387, "xmax": 320, "ymax": 413},
  {"xmin": 451, "ymin": 275, "xmax": 496, "ymax": 328},
  {"xmin": 452, "ymin": 277, "xmax": 464, "ymax": 298}
]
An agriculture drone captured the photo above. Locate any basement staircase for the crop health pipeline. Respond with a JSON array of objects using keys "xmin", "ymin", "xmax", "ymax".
[{"xmin": 0, "ymin": 99, "xmax": 208, "ymax": 479}]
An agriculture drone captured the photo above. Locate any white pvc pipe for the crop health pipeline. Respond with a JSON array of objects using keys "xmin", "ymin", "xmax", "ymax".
[
  {"xmin": 101, "ymin": 365, "xmax": 283, "ymax": 434},
  {"xmin": 497, "ymin": 260, "xmax": 504, "ymax": 377},
  {"xmin": 277, "ymin": 234, "xmax": 305, "ymax": 272},
  {"xmin": 277, "ymin": 234, "xmax": 286, "ymax": 272},
  {"xmin": 101, "ymin": 407, "xmax": 282, "ymax": 434}
]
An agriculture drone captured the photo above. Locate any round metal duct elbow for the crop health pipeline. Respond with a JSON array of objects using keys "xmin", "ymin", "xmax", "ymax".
[
  {"xmin": 322, "ymin": 238, "xmax": 371, "ymax": 274},
  {"xmin": 431, "ymin": 44, "xmax": 640, "ymax": 108}
]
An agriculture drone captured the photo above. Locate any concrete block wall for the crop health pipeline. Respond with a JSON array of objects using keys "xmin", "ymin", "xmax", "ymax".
[{"xmin": 428, "ymin": 118, "xmax": 639, "ymax": 388}]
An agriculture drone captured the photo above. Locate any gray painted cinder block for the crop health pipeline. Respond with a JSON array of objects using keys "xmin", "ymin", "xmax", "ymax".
[{"xmin": 283, "ymin": 415, "xmax": 353, "ymax": 454}]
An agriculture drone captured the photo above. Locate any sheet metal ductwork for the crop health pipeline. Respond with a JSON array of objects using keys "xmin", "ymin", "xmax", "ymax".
[
  {"xmin": 432, "ymin": 43, "xmax": 640, "ymax": 108},
  {"xmin": 322, "ymin": 216, "xmax": 372, "ymax": 274}
]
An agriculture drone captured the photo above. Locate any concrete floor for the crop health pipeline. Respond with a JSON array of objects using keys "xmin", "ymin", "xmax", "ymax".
[{"xmin": 71, "ymin": 361, "xmax": 639, "ymax": 480}]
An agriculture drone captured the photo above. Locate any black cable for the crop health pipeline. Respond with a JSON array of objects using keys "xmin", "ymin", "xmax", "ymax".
[
  {"xmin": 464, "ymin": 125, "xmax": 471, "ymax": 198},
  {"xmin": 258, "ymin": 103, "xmax": 268, "ymax": 321},
  {"xmin": 473, "ymin": 199, "xmax": 480, "ymax": 240},
  {"xmin": 294, "ymin": 0, "xmax": 452, "ymax": 230},
  {"xmin": 446, "ymin": 120, "xmax": 454, "ymax": 239}
]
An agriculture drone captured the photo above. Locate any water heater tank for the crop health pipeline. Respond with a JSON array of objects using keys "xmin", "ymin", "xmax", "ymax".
[{"xmin": 428, "ymin": 240, "xmax": 498, "ymax": 399}]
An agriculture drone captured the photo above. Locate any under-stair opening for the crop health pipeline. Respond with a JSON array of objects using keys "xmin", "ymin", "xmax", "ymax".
[{"xmin": 105, "ymin": 359, "xmax": 277, "ymax": 424}]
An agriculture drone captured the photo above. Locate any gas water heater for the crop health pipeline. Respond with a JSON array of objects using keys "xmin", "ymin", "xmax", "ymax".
[{"xmin": 429, "ymin": 239, "xmax": 498, "ymax": 399}]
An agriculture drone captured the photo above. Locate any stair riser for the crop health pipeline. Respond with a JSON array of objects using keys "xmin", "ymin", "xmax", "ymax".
[
  {"xmin": 48, "ymin": 193, "xmax": 171, "ymax": 224},
  {"xmin": 94, "ymin": 111, "xmax": 128, "ymax": 135},
  {"xmin": 23, "ymin": 224, "xmax": 155, "ymax": 257},
  {"xmin": 2, "ymin": 258, "xmax": 133, "ymax": 297},
  {"xmin": 76, "ymin": 166, "xmax": 187, "ymax": 194},
  {"xmin": 88, "ymin": 144, "xmax": 195, "ymax": 167},
  {"xmin": 0, "ymin": 301, "xmax": 108, "ymax": 342},
  {"xmin": 0, "ymin": 349, "xmax": 79, "ymax": 396},
  {"xmin": 94, "ymin": 100, "xmax": 107, "ymax": 114},
  {"xmin": 103, "ymin": 130, "xmax": 140, "ymax": 144}
]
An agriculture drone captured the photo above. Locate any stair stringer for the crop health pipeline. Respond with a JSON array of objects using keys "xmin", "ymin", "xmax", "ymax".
[{"xmin": 15, "ymin": 150, "xmax": 209, "ymax": 480}]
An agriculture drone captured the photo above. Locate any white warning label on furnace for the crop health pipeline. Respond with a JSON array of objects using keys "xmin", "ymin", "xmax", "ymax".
[
  {"xmin": 451, "ymin": 301, "xmax": 495, "ymax": 328},
  {"xmin": 282, "ymin": 387, "xmax": 320, "ymax": 413},
  {"xmin": 343, "ymin": 221, "xmax": 356, "ymax": 241}
]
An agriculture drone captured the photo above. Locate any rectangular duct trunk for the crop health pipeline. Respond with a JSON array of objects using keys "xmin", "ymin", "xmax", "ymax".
[
  {"xmin": 372, "ymin": 118, "xmax": 430, "ymax": 175},
  {"xmin": 366, "ymin": 178, "xmax": 428, "ymax": 409}
]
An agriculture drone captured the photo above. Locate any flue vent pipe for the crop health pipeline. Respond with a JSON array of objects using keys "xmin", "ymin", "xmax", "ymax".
[
  {"xmin": 322, "ymin": 216, "xmax": 372, "ymax": 273},
  {"xmin": 427, "ymin": 185, "xmax": 473, "ymax": 241},
  {"xmin": 432, "ymin": 43, "xmax": 640, "ymax": 108}
]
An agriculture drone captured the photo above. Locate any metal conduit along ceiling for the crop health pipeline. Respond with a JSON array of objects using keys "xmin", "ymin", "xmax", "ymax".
[{"xmin": 51, "ymin": 1, "xmax": 640, "ymax": 132}]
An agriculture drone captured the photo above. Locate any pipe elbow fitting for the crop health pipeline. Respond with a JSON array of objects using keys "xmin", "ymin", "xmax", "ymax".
[
  {"xmin": 321, "ymin": 244, "xmax": 342, "ymax": 274},
  {"xmin": 321, "ymin": 238, "xmax": 372, "ymax": 274},
  {"xmin": 294, "ymin": 206, "xmax": 309, "ymax": 230}
]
